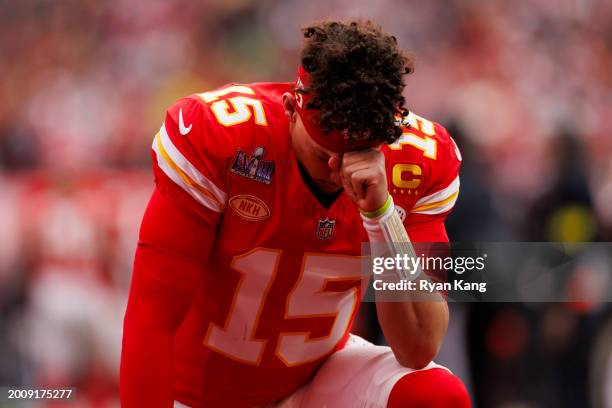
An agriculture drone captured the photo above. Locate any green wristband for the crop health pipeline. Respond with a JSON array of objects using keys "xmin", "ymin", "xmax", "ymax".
[{"xmin": 361, "ymin": 193, "xmax": 393, "ymax": 219}]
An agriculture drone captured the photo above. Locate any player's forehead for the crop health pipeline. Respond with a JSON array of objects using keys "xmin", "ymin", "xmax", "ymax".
[
  {"xmin": 309, "ymin": 132, "xmax": 382, "ymax": 157},
  {"xmin": 299, "ymin": 110, "xmax": 382, "ymax": 156}
]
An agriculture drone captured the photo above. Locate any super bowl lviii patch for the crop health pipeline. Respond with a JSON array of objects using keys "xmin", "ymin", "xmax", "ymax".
[{"xmin": 231, "ymin": 146, "xmax": 275, "ymax": 184}]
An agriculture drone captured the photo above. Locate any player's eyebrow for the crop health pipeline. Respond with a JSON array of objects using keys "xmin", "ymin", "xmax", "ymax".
[
  {"xmin": 310, "ymin": 143, "xmax": 330, "ymax": 159},
  {"xmin": 309, "ymin": 135, "xmax": 337, "ymax": 160},
  {"xmin": 315, "ymin": 149, "xmax": 330, "ymax": 160}
]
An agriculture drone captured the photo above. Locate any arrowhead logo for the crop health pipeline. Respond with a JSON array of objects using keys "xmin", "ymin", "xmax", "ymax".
[{"xmin": 178, "ymin": 108, "xmax": 192, "ymax": 135}]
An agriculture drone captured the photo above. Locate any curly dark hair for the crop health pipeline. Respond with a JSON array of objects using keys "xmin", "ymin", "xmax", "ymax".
[{"xmin": 299, "ymin": 19, "xmax": 414, "ymax": 145}]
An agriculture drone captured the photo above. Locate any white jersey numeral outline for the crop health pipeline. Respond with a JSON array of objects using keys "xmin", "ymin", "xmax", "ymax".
[
  {"xmin": 197, "ymin": 86, "xmax": 268, "ymax": 127},
  {"xmin": 203, "ymin": 248, "xmax": 364, "ymax": 366},
  {"xmin": 389, "ymin": 112, "xmax": 437, "ymax": 159}
]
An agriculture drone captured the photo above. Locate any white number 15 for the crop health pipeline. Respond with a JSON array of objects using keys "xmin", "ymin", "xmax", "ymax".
[{"xmin": 203, "ymin": 248, "xmax": 364, "ymax": 366}]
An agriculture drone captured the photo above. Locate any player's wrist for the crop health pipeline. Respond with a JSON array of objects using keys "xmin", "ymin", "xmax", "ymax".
[
  {"xmin": 360, "ymin": 194, "xmax": 419, "ymax": 281},
  {"xmin": 360, "ymin": 192, "xmax": 393, "ymax": 220}
]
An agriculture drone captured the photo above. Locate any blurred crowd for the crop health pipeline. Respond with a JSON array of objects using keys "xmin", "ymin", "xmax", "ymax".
[{"xmin": 0, "ymin": 0, "xmax": 611, "ymax": 407}]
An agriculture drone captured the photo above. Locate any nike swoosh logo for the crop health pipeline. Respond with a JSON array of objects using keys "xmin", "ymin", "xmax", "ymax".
[{"xmin": 179, "ymin": 108, "xmax": 192, "ymax": 135}]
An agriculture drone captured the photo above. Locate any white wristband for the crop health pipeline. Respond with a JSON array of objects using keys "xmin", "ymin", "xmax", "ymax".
[{"xmin": 361, "ymin": 196, "xmax": 420, "ymax": 280}]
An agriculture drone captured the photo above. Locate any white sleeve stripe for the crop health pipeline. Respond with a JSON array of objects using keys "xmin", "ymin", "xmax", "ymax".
[
  {"xmin": 154, "ymin": 142, "xmax": 222, "ymax": 213},
  {"xmin": 159, "ymin": 124, "xmax": 227, "ymax": 204},
  {"xmin": 414, "ymin": 176, "xmax": 460, "ymax": 207},
  {"xmin": 152, "ymin": 131, "xmax": 225, "ymax": 213}
]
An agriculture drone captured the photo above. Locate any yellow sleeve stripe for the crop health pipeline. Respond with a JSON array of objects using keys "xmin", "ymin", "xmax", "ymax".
[
  {"xmin": 411, "ymin": 191, "xmax": 458, "ymax": 213},
  {"xmin": 410, "ymin": 175, "xmax": 459, "ymax": 215},
  {"xmin": 152, "ymin": 125, "xmax": 226, "ymax": 213},
  {"xmin": 414, "ymin": 176, "xmax": 460, "ymax": 207},
  {"xmin": 155, "ymin": 133, "xmax": 222, "ymax": 207}
]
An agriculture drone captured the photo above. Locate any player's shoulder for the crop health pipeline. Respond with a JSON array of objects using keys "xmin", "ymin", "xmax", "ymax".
[
  {"xmin": 383, "ymin": 111, "xmax": 461, "ymax": 216},
  {"xmin": 164, "ymin": 82, "xmax": 291, "ymax": 147},
  {"xmin": 152, "ymin": 83, "xmax": 291, "ymax": 220},
  {"xmin": 153, "ymin": 83, "xmax": 290, "ymax": 198},
  {"xmin": 176, "ymin": 82, "xmax": 290, "ymax": 120},
  {"xmin": 383, "ymin": 111, "xmax": 460, "ymax": 163}
]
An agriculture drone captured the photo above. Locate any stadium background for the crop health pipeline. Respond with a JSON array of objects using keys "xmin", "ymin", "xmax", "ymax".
[{"xmin": 0, "ymin": 0, "xmax": 611, "ymax": 406}]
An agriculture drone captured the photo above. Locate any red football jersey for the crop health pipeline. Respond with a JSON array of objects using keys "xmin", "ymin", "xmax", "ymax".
[{"xmin": 150, "ymin": 83, "xmax": 461, "ymax": 407}]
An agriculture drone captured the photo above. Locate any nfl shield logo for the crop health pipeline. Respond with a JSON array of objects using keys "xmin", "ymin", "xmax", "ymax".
[{"xmin": 316, "ymin": 218, "xmax": 335, "ymax": 240}]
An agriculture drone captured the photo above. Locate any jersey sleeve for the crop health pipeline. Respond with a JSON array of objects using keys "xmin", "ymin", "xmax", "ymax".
[
  {"xmin": 386, "ymin": 116, "xmax": 462, "ymax": 243},
  {"xmin": 151, "ymin": 96, "xmax": 231, "ymax": 226},
  {"xmin": 121, "ymin": 187, "xmax": 217, "ymax": 407}
]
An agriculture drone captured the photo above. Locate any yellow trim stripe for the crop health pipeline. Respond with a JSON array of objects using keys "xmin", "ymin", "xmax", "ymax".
[
  {"xmin": 411, "ymin": 191, "xmax": 459, "ymax": 212},
  {"xmin": 154, "ymin": 132, "xmax": 222, "ymax": 208}
]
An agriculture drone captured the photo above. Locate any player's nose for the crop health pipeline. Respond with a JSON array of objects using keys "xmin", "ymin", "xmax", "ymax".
[{"xmin": 327, "ymin": 154, "xmax": 342, "ymax": 171}]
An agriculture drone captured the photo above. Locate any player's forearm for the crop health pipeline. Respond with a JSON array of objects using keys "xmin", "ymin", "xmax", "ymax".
[
  {"xmin": 120, "ymin": 314, "xmax": 175, "ymax": 407},
  {"xmin": 375, "ymin": 297, "xmax": 448, "ymax": 369},
  {"xmin": 120, "ymin": 243, "xmax": 202, "ymax": 407},
  {"xmin": 120, "ymin": 261, "xmax": 187, "ymax": 406},
  {"xmin": 360, "ymin": 196, "xmax": 448, "ymax": 367}
]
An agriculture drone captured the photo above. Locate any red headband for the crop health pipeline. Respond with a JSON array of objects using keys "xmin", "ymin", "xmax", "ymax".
[{"xmin": 294, "ymin": 66, "xmax": 375, "ymax": 154}]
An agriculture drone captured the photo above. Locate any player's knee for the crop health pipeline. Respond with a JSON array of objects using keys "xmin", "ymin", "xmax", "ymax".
[{"xmin": 387, "ymin": 368, "xmax": 471, "ymax": 408}]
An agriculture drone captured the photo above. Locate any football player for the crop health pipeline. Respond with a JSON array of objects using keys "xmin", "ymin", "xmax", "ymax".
[{"xmin": 121, "ymin": 20, "xmax": 470, "ymax": 407}]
